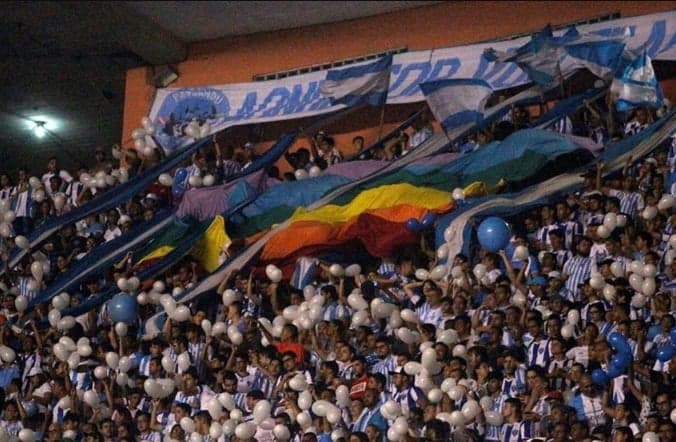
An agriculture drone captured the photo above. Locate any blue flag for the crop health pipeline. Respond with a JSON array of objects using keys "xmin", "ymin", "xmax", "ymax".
[
  {"xmin": 419, "ymin": 79, "xmax": 493, "ymax": 132},
  {"xmin": 320, "ymin": 55, "xmax": 392, "ymax": 107},
  {"xmin": 611, "ymin": 47, "xmax": 664, "ymax": 112},
  {"xmin": 484, "ymin": 25, "xmax": 625, "ymax": 87}
]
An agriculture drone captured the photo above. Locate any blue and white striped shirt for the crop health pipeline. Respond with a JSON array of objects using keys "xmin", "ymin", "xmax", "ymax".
[{"xmin": 562, "ymin": 255, "xmax": 592, "ymax": 302}]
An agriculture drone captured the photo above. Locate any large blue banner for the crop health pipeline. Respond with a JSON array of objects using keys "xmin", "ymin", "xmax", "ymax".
[{"xmin": 148, "ymin": 11, "xmax": 676, "ymax": 154}]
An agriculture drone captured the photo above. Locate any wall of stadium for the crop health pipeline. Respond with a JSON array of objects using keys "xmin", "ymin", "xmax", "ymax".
[{"xmin": 122, "ymin": 1, "xmax": 675, "ymax": 155}]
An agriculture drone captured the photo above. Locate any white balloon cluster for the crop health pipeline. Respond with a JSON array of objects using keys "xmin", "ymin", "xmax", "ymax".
[
  {"xmin": 183, "ymin": 120, "xmax": 211, "ymax": 139},
  {"xmin": 622, "ymin": 260, "xmax": 658, "ymax": 298},
  {"xmin": 143, "ymin": 378, "xmax": 175, "ymax": 399}
]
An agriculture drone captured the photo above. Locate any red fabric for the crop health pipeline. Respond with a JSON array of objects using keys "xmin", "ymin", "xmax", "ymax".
[
  {"xmin": 349, "ymin": 375, "xmax": 369, "ymax": 400},
  {"xmin": 275, "ymin": 342, "xmax": 305, "ymax": 365}
]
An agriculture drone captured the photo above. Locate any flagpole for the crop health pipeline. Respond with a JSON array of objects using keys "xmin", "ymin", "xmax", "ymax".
[
  {"xmin": 556, "ymin": 61, "xmax": 566, "ymax": 98},
  {"xmin": 376, "ymin": 103, "xmax": 386, "ymax": 142}
]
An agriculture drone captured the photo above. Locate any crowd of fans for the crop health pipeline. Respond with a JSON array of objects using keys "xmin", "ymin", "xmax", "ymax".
[{"xmin": 0, "ymin": 70, "xmax": 674, "ymax": 442}]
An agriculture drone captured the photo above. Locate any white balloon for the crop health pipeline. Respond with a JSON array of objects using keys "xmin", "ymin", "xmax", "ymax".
[
  {"xmin": 234, "ymin": 422, "xmax": 256, "ymax": 439},
  {"xmin": 222, "ymin": 419, "xmax": 237, "ymax": 435},
  {"xmin": 18, "ymin": 429, "xmax": 36, "ymax": 442},
  {"xmin": 118, "ymin": 356, "xmax": 132, "ymax": 373},
  {"xmin": 671, "ymin": 407, "xmax": 676, "ymax": 424},
  {"xmin": 485, "ymin": 410, "xmax": 504, "ymax": 426},
  {"xmin": 180, "ymin": 417, "xmax": 196, "ymax": 433},
  {"xmin": 452, "ymin": 187, "xmax": 465, "ymax": 200},
  {"xmin": 33, "ymin": 188, "xmax": 46, "ymax": 203},
  {"xmin": 461, "ymin": 400, "xmax": 481, "ymax": 420},
  {"xmin": 2, "ymin": 210, "xmax": 15, "ymax": 224},
  {"xmin": 294, "ymin": 169, "xmax": 309, "ymax": 180},
  {"xmin": 345, "ymin": 293, "xmax": 367, "ymax": 311},
  {"xmin": 448, "ymin": 385, "xmax": 465, "ymax": 401},
  {"xmin": 473, "ymin": 263, "xmax": 487, "ymax": 279},
  {"xmin": 415, "ymin": 268, "xmax": 429, "ymax": 280},
  {"xmin": 0, "ymin": 345, "xmax": 16, "ymax": 363},
  {"xmin": 400, "ymin": 308, "xmax": 419, "ymax": 323},
  {"xmin": 603, "ymin": 212, "xmax": 617, "ymax": 231},
  {"xmin": 351, "ymin": 310, "xmax": 369, "ymax": 327},
  {"xmin": 404, "ymin": 361, "xmax": 422, "ymax": 375},
  {"xmin": 513, "ymin": 245, "xmax": 528, "ymax": 261},
  {"xmin": 629, "ymin": 274, "xmax": 643, "ymax": 292},
  {"xmin": 116, "ymin": 277, "xmax": 129, "ymax": 292},
  {"xmin": 610, "ymin": 261, "xmax": 625, "ymax": 278},
  {"xmin": 596, "ymin": 225, "xmax": 610, "ymax": 239},
  {"xmin": 631, "ymin": 294, "xmax": 647, "ymax": 308},
  {"xmin": 14, "ymin": 235, "xmax": 29, "ymax": 250},
  {"xmin": 589, "ymin": 274, "xmax": 605, "ymax": 289},
  {"xmin": 329, "ymin": 263, "xmax": 344, "ymax": 277},
  {"xmin": 158, "ymin": 173, "xmax": 174, "ymax": 186},
  {"xmin": 0, "ymin": 222, "xmax": 11, "ymax": 237},
  {"xmin": 114, "ymin": 322, "xmax": 128, "ymax": 337},
  {"xmin": 177, "ymin": 353, "xmax": 191, "ymax": 372},
  {"xmin": 76, "ymin": 343, "xmax": 92, "ymax": 358},
  {"xmin": 566, "ymin": 309, "xmax": 580, "ymax": 325},
  {"xmin": 30, "ymin": 261, "xmax": 44, "ymax": 282},
  {"xmin": 28, "ymin": 176, "xmax": 41, "ymax": 190},
  {"xmin": 298, "ymin": 390, "xmax": 312, "ymax": 410},
  {"xmin": 452, "ymin": 344, "xmax": 467, "ymax": 358},
  {"xmin": 641, "ymin": 278, "xmax": 656, "ymax": 296},
  {"xmin": 202, "ymin": 174, "xmax": 215, "ymax": 187},
  {"xmin": 265, "ymin": 264, "xmax": 283, "ymax": 283},
  {"xmin": 642, "ymin": 206, "xmax": 658, "ymax": 220},
  {"xmin": 296, "ymin": 411, "xmax": 311, "ymax": 428},
  {"xmin": 83, "ymin": 390, "xmax": 99, "ymax": 407},
  {"xmin": 48, "ymin": 295, "xmax": 67, "ymax": 318},
  {"xmin": 105, "ymin": 352, "xmax": 119, "ymax": 370},
  {"xmin": 642, "ymin": 432, "xmax": 659, "ymax": 442},
  {"xmin": 387, "ymin": 427, "xmax": 402, "ymax": 441},
  {"xmin": 273, "ymin": 424, "xmax": 291, "ymax": 441},
  {"xmin": 133, "ymin": 138, "xmax": 146, "ymax": 150},
  {"xmin": 643, "ymin": 264, "xmax": 657, "ymax": 278},
  {"xmin": 289, "ymin": 374, "xmax": 308, "ymax": 391},
  {"xmin": 616, "ymin": 214, "xmax": 627, "ymax": 227},
  {"xmin": 560, "ymin": 324, "xmax": 575, "ymax": 339},
  {"xmin": 449, "ymin": 410, "xmax": 466, "ymax": 426},
  {"xmin": 381, "ymin": 400, "xmax": 401, "ymax": 420},
  {"xmin": 131, "ymin": 128, "xmax": 146, "ymax": 140},
  {"xmin": 127, "ymin": 276, "xmax": 140, "ymax": 292},
  {"xmin": 427, "ymin": 388, "xmax": 443, "ymax": 403},
  {"xmin": 658, "ymin": 194, "xmax": 675, "ymax": 211},
  {"xmin": 188, "ymin": 175, "xmax": 202, "ymax": 188},
  {"xmin": 172, "ymin": 305, "xmax": 191, "ymax": 322},
  {"xmin": 429, "ymin": 264, "xmax": 448, "ymax": 281},
  {"xmin": 57, "ymin": 316, "xmax": 76, "ymax": 331},
  {"xmin": 437, "ymin": 328, "xmax": 459, "ymax": 345},
  {"xmin": 336, "ymin": 385, "xmax": 350, "ymax": 407},
  {"xmin": 144, "ymin": 379, "xmax": 159, "ymax": 399},
  {"xmin": 14, "ymin": 295, "xmax": 28, "ymax": 312},
  {"xmin": 94, "ymin": 366, "xmax": 108, "ymax": 380}
]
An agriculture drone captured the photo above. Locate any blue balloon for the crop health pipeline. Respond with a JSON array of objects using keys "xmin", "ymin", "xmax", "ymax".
[
  {"xmin": 405, "ymin": 218, "xmax": 424, "ymax": 232},
  {"xmin": 504, "ymin": 241, "xmax": 516, "ymax": 260},
  {"xmin": 421, "ymin": 212, "xmax": 437, "ymax": 228},
  {"xmin": 477, "ymin": 217, "xmax": 511, "ymax": 252},
  {"xmin": 172, "ymin": 168, "xmax": 188, "ymax": 198},
  {"xmin": 108, "ymin": 293, "xmax": 138, "ymax": 324},
  {"xmin": 591, "ymin": 368, "xmax": 609, "ymax": 385},
  {"xmin": 606, "ymin": 364, "xmax": 623, "ymax": 379},
  {"xmin": 656, "ymin": 345, "xmax": 675, "ymax": 362}
]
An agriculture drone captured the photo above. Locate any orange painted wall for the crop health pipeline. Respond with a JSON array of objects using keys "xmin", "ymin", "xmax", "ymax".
[{"xmin": 123, "ymin": 1, "xmax": 675, "ymax": 152}]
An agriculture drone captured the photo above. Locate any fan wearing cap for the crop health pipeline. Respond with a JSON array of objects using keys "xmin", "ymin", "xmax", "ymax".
[{"xmin": 390, "ymin": 366, "xmax": 424, "ymax": 418}]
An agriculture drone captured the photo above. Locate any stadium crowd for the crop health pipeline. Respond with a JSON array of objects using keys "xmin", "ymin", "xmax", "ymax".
[{"xmin": 0, "ymin": 64, "xmax": 674, "ymax": 442}]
